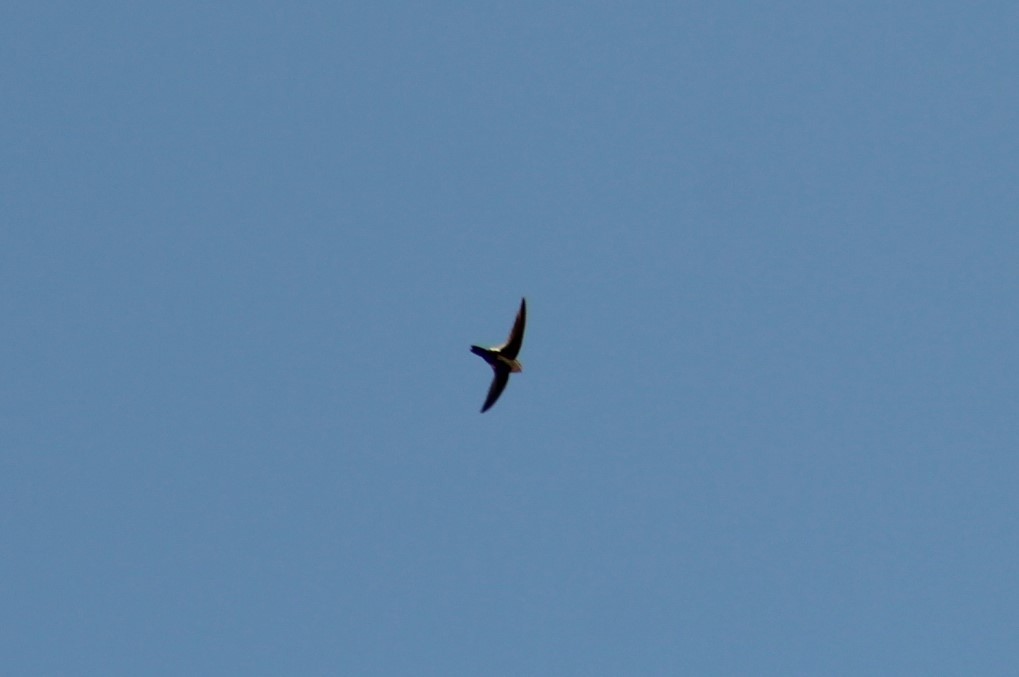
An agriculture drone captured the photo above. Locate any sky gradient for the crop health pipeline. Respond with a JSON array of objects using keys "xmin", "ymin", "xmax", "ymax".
[{"xmin": 3, "ymin": 3, "xmax": 1018, "ymax": 675}]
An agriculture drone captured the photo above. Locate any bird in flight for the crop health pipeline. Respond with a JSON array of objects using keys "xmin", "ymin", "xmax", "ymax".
[{"xmin": 470, "ymin": 297, "xmax": 526, "ymax": 413}]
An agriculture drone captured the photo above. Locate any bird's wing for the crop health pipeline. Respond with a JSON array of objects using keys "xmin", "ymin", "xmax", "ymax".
[
  {"xmin": 480, "ymin": 365, "xmax": 511, "ymax": 413},
  {"xmin": 497, "ymin": 297, "xmax": 526, "ymax": 360}
]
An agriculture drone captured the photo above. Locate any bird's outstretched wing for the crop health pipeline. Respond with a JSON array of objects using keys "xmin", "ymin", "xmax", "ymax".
[
  {"xmin": 497, "ymin": 297, "xmax": 527, "ymax": 360},
  {"xmin": 480, "ymin": 366, "xmax": 511, "ymax": 413}
]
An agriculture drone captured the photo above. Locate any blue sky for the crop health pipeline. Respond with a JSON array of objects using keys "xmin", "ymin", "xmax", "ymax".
[{"xmin": 3, "ymin": 3, "xmax": 1018, "ymax": 674}]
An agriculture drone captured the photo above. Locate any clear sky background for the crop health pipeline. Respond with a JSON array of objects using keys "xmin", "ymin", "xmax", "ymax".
[{"xmin": 3, "ymin": 3, "xmax": 1017, "ymax": 675}]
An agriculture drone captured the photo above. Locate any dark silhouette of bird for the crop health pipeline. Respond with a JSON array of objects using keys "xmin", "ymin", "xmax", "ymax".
[{"xmin": 470, "ymin": 297, "xmax": 526, "ymax": 412}]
